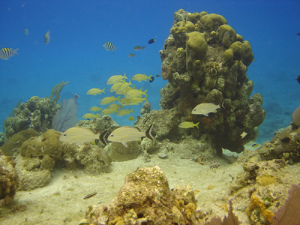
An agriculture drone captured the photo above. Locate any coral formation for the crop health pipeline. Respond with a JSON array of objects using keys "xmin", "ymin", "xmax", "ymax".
[
  {"xmin": 258, "ymin": 125, "xmax": 300, "ymax": 163},
  {"xmin": 0, "ymin": 150, "xmax": 19, "ymax": 206},
  {"xmin": 81, "ymin": 166, "xmax": 202, "ymax": 225},
  {"xmin": 106, "ymin": 141, "xmax": 141, "ymax": 161},
  {"xmin": 156, "ymin": 9, "xmax": 265, "ymax": 155},
  {"xmin": 3, "ymin": 96, "xmax": 59, "ymax": 140},
  {"xmin": 0, "ymin": 129, "xmax": 39, "ymax": 156}
]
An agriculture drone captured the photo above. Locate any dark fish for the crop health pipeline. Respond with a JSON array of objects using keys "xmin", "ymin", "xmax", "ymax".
[
  {"xmin": 0, "ymin": 48, "xmax": 19, "ymax": 60},
  {"xmin": 281, "ymin": 137, "xmax": 290, "ymax": 143},
  {"xmin": 148, "ymin": 38, "xmax": 156, "ymax": 44},
  {"xmin": 155, "ymin": 74, "xmax": 160, "ymax": 77},
  {"xmin": 296, "ymin": 75, "xmax": 300, "ymax": 84},
  {"xmin": 103, "ymin": 42, "xmax": 116, "ymax": 51},
  {"xmin": 149, "ymin": 76, "xmax": 154, "ymax": 83},
  {"xmin": 128, "ymin": 53, "xmax": 136, "ymax": 57},
  {"xmin": 44, "ymin": 30, "xmax": 50, "ymax": 44},
  {"xmin": 83, "ymin": 192, "xmax": 97, "ymax": 199}
]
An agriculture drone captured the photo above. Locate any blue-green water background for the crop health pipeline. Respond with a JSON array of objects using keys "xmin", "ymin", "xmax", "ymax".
[{"xmin": 0, "ymin": 0, "xmax": 300, "ymax": 144}]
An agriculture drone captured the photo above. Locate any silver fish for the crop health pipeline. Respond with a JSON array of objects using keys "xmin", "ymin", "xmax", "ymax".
[{"xmin": 104, "ymin": 125, "xmax": 153, "ymax": 147}]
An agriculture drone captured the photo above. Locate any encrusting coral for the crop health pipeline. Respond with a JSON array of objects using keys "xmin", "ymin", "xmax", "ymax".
[{"xmin": 136, "ymin": 9, "xmax": 265, "ymax": 155}]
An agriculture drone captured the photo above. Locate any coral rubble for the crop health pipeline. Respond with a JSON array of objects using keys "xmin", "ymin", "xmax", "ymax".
[{"xmin": 154, "ymin": 9, "xmax": 265, "ymax": 154}]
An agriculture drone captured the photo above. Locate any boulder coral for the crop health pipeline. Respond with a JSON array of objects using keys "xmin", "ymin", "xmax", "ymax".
[{"xmin": 157, "ymin": 9, "xmax": 265, "ymax": 154}]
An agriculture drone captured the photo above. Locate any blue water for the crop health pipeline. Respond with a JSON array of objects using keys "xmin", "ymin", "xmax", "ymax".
[{"xmin": 1, "ymin": 0, "xmax": 300, "ymax": 144}]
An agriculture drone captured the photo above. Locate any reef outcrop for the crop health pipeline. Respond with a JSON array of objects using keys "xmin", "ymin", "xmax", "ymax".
[
  {"xmin": 0, "ymin": 150, "xmax": 19, "ymax": 206},
  {"xmin": 153, "ymin": 9, "xmax": 265, "ymax": 154},
  {"xmin": 80, "ymin": 166, "xmax": 202, "ymax": 225}
]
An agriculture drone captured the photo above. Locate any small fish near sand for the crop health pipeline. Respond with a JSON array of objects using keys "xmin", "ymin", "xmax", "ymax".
[
  {"xmin": 178, "ymin": 121, "xmax": 199, "ymax": 129},
  {"xmin": 44, "ymin": 30, "xmax": 50, "ymax": 44},
  {"xmin": 59, "ymin": 127, "xmax": 99, "ymax": 145},
  {"xmin": 100, "ymin": 125, "xmax": 154, "ymax": 147},
  {"xmin": 0, "ymin": 48, "xmax": 19, "ymax": 60},
  {"xmin": 192, "ymin": 103, "xmax": 220, "ymax": 116},
  {"xmin": 103, "ymin": 42, "xmax": 116, "ymax": 51}
]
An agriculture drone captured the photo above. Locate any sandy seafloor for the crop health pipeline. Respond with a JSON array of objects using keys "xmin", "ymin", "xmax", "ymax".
[{"xmin": 1, "ymin": 144, "xmax": 300, "ymax": 225}]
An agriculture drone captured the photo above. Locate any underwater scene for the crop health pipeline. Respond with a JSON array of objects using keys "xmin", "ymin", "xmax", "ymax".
[{"xmin": 1, "ymin": 0, "xmax": 300, "ymax": 224}]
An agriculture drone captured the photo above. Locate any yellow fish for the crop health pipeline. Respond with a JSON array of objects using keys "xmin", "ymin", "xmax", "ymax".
[
  {"xmin": 87, "ymin": 88, "xmax": 105, "ymax": 95},
  {"xmin": 128, "ymin": 97, "xmax": 147, "ymax": 105},
  {"xmin": 60, "ymin": 127, "xmax": 99, "ymax": 145},
  {"xmin": 119, "ymin": 97, "xmax": 133, "ymax": 106},
  {"xmin": 115, "ymin": 82, "xmax": 134, "ymax": 95},
  {"xmin": 116, "ymin": 109, "xmax": 133, "ymax": 116},
  {"xmin": 110, "ymin": 82, "xmax": 124, "ymax": 93},
  {"xmin": 107, "ymin": 74, "xmax": 127, "ymax": 85},
  {"xmin": 178, "ymin": 122, "xmax": 199, "ymax": 129},
  {"xmin": 100, "ymin": 96, "xmax": 120, "ymax": 105},
  {"xmin": 101, "ymin": 108, "xmax": 115, "ymax": 115},
  {"xmin": 125, "ymin": 88, "xmax": 147, "ymax": 98},
  {"xmin": 89, "ymin": 106, "xmax": 102, "ymax": 112},
  {"xmin": 82, "ymin": 113, "xmax": 98, "ymax": 119},
  {"xmin": 107, "ymin": 103, "xmax": 122, "ymax": 111},
  {"xmin": 132, "ymin": 74, "xmax": 152, "ymax": 82},
  {"xmin": 44, "ymin": 30, "xmax": 50, "ymax": 44},
  {"xmin": 128, "ymin": 116, "xmax": 135, "ymax": 121},
  {"xmin": 192, "ymin": 103, "xmax": 220, "ymax": 116}
]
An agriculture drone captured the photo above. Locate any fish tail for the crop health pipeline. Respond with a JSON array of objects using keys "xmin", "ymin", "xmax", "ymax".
[
  {"xmin": 102, "ymin": 88, "xmax": 105, "ymax": 93},
  {"xmin": 130, "ymin": 108, "xmax": 133, "ymax": 113},
  {"xmin": 124, "ymin": 73, "xmax": 127, "ymax": 79},
  {"xmin": 13, "ymin": 48, "xmax": 19, "ymax": 55},
  {"xmin": 116, "ymin": 96, "xmax": 121, "ymax": 100},
  {"xmin": 144, "ymin": 89, "xmax": 148, "ymax": 97},
  {"xmin": 196, "ymin": 122, "xmax": 199, "ymax": 129},
  {"xmin": 145, "ymin": 124, "xmax": 154, "ymax": 141}
]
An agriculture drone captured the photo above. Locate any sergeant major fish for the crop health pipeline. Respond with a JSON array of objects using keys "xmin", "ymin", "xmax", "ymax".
[
  {"xmin": 0, "ymin": 48, "xmax": 19, "ymax": 60},
  {"xmin": 103, "ymin": 42, "xmax": 116, "ymax": 51}
]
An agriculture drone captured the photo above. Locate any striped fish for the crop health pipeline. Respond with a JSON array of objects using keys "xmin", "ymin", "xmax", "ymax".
[
  {"xmin": 0, "ymin": 48, "xmax": 19, "ymax": 60},
  {"xmin": 44, "ymin": 30, "xmax": 50, "ymax": 44},
  {"xmin": 103, "ymin": 42, "xmax": 116, "ymax": 51}
]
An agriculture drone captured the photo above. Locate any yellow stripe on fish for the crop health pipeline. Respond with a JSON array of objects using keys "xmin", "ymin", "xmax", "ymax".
[{"xmin": 0, "ymin": 48, "xmax": 19, "ymax": 60}]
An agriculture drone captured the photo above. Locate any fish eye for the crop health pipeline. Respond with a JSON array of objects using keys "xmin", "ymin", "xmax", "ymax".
[
  {"xmin": 63, "ymin": 134, "xmax": 67, "ymax": 136},
  {"xmin": 110, "ymin": 135, "xmax": 114, "ymax": 137}
]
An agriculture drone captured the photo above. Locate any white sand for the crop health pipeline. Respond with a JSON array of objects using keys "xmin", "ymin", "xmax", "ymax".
[{"xmin": 0, "ymin": 149, "xmax": 299, "ymax": 225}]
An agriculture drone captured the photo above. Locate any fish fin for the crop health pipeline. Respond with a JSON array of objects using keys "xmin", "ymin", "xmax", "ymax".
[
  {"xmin": 145, "ymin": 124, "xmax": 154, "ymax": 141},
  {"xmin": 122, "ymin": 142, "xmax": 128, "ymax": 147},
  {"xmin": 13, "ymin": 48, "xmax": 19, "ymax": 55},
  {"xmin": 196, "ymin": 122, "xmax": 199, "ymax": 129},
  {"xmin": 99, "ymin": 131, "xmax": 108, "ymax": 146},
  {"xmin": 102, "ymin": 88, "xmax": 105, "ymax": 93}
]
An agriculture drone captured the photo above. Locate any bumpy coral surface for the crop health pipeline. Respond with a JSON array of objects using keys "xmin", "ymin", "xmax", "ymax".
[
  {"xmin": 157, "ymin": 9, "xmax": 265, "ymax": 154},
  {"xmin": 81, "ymin": 166, "xmax": 201, "ymax": 225},
  {"xmin": 3, "ymin": 96, "xmax": 59, "ymax": 140},
  {"xmin": 0, "ymin": 150, "xmax": 19, "ymax": 206}
]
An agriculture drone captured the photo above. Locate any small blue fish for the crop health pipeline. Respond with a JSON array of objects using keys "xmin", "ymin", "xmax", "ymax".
[
  {"xmin": 0, "ymin": 48, "xmax": 19, "ymax": 60},
  {"xmin": 103, "ymin": 42, "xmax": 116, "ymax": 51},
  {"xmin": 44, "ymin": 30, "xmax": 50, "ymax": 44}
]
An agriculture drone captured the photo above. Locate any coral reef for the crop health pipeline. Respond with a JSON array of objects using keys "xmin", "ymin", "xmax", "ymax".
[
  {"xmin": 0, "ymin": 150, "xmax": 19, "ymax": 206},
  {"xmin": 3, "ymin": 96, "xmax": 59, "ymax": 140},
  {"xmin": 258, "ymin": 125, "xmax": 300, "ymax": 163},
  {"xmin": 106, "ymin": 141, "xmax": 141, "ymax": 161},
  {"xmin": 140, "ymin": 101, "xmax": 151, "ymax": 115},
  {"xmin": 80, "ymin": 166, "xmax": 202, "ymax": 225},
  {"xmin": 156, "ymin": 9, "xmax": 265, "ymax": 154},
  {"xmin": 0, "ymin": 129, "xmax": 39, "ymax": 156}
]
